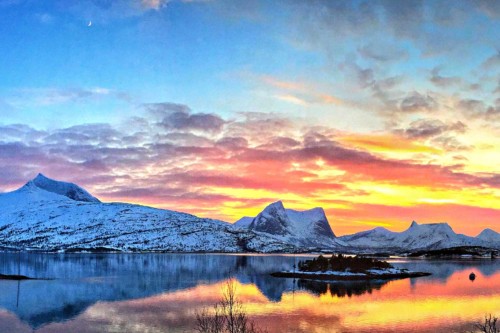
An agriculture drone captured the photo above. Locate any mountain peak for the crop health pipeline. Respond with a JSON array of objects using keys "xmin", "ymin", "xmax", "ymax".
[
  {"xmin": 478, "ymin": 228, "xmax": 497, "ymax": 236},
  {"xmin": 307, "ymin": 206, "xmax": 326, "ymax": 215},
  {"xmin": 245, "ymin": 201, "xmax": 336, "ymax": 247},
  {"xmin": 373, "ymin": 226, "xmax": 390, "ymax": 233},
  {"xmin": 407, "ymin": 221, "xmax": 453, "ymax": 233},
  {"xmin": 34, "ymin": 173, "xmax": 48, "ymax": 181},
  {"xmin": 427, "ymin": 222, "xmax": 452, "ymax": 231},
  {"xmin": 477, "ymin": 228, "xmax": 500, "ymax": 243},
  {"xmin": 28, "ymin": 173, "xmax": 100, "ymax": 203},
  {"xmin": 340, "ymin": 221, "xmax": 499, "ymax": 251},
  {"xmin": 267, "ymin": 200, "xmax": 285, "ymax": 210}
]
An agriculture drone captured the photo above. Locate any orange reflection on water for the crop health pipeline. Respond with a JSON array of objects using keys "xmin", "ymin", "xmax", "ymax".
[
  {"xmin": 236, "ymin": 270, "xmax": 500, "ymax": 332},
  {"xmin": 115, "ymin": 270, "xmax": 499, "ymax": 333},
  {"xmin": 3, "ymin": 268, "xmax": 498, "ymax": 333}
]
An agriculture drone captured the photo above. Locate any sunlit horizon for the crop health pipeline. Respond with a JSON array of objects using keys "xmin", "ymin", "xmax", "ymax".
[{"xmin": 0, "ymin": 0, "xmax": 498, "ymax": 236}]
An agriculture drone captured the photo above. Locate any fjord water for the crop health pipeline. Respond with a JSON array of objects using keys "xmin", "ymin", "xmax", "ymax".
[{"xmin": 0, "ymin": 253, "xmax": 498, "ymax": 333}]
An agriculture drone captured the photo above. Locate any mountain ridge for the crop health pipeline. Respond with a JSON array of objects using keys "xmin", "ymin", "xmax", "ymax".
[
  {"xmin": 339, "ymin": 220, "xmax": 499, "ymax": 252},
  {"xmin": 0, "ymin": 175, "xmax": 300, "ymax": 253},
  {"xmin": 0, "ymin": 174, "xmax": 498, "ymax": 252}
]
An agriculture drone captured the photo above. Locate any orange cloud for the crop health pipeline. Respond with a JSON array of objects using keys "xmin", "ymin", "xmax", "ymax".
[
  {"xmin": 339, "ymin": 133, "xmax": 442, "ymax": 154},
  {"xmin": 253, "ymin": 73, "xmax": 344, "ymax": 106},
  {"xmin": 1, "ymin": 109, "xmax": 498, "ymax": 237}
]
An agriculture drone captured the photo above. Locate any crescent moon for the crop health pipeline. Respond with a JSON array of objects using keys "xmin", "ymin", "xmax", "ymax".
[{"xmin": 88, "ymin": 21, "xmax": 92, "ymax": 27}]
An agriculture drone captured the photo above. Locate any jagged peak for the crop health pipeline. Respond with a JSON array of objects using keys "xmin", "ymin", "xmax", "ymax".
[
  {"xmin": 23, "ymin": 173, "xmax": 100, "ymax": 203},
  {"xmin": 259, "ymin": 201, "xmax": 287, "ymax": 221},
  {"xmin": 34, "ymin": 173, "xmax": 48, "ymax": 181},
  {"xmin": 406, "ymin": 221, "xmax": 454, "ymax": 235},
  {"xmin": 261, "ymin": 201, "xmax": 327, "ymax": 216},
  {"xmin": 265, "ymin": 200, "xmax": 285, "ymax": 210},
  {"xmin": 303, "ymin": 206, "xmax": 326, "ymax": 215},
  {"xmin": 247, "ymin": 200, "xmax": 336, "ymax": 242}
]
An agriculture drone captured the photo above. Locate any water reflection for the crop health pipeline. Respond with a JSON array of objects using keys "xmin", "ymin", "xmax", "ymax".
[
  {"xmin": 0, "ymin": 253, "xmax": 297, "ymax": 328},
  {"xmin": 0, "ymin": 253, "xmax": 498, "ymax": 332},
  {"xmin": 297, "ymin": 279, "xmax": 387, "ymax": 297}
]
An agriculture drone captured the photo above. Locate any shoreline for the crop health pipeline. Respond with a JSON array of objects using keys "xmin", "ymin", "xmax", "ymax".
[{"xmin": 271, "ymin": 269, "xmax": 431, "ymax": 281}]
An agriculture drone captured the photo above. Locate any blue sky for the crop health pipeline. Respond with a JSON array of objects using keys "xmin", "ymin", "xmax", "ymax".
[
  {"xmin": 0, "ymin": 0, "xmax": 499, "ymax": 234},
  {"xmin": 1, "ymin": 0, "xmax": 498, "ymax": 127}
]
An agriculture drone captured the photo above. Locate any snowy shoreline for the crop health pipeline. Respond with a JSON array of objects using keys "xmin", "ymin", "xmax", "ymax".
[{"xmin": 271, "ymin": 268, "xmax": 431, "ymax": 281}]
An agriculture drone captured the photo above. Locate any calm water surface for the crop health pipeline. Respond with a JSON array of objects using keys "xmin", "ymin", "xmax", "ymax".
[{"xmin": 0, "ymin": 253, "xmax": 498, "ymax": 333}]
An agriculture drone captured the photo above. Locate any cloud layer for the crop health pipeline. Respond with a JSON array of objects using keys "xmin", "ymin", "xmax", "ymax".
[
  {"xmin": 0, "ymin": 0, "xmax": 498, "ymax": 235},
  {"xmin": 1, "ymin": 102, "xmax": 498, "ymax": 235}
]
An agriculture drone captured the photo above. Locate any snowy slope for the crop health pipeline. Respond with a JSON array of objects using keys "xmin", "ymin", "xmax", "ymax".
[
  {"xmin": 476, "ymin": 229, "xmax": 500, "ymax": 248},
  {"xmin": 0, "ymin": 175, "xmax": 300, "ymax": 253},
  {"xmin": 32, "ymin": 173, "xmax": 100, "ymax": 202},
  {"xmin": 240, "ymin": 201, "xmax": 341, "ymax": 248},
  {"xmin": 339, "ymin": 227, "xmax": 397, "ymax": 249},
  {"xmin": 234, "ymin": 216, "xmax": 254, "ymax": 228},
  {"xmin": 340, "ymin": 221, "xmax": 499, "ymax": 251},
  {"xmin": 2, "ymin": 175, "xmax": 496, "ymax": 253}
]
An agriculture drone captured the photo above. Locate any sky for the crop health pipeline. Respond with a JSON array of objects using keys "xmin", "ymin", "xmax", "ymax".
[{"xmin": 0, "ymin": 0, "xmax": 499, "ymax": 236}]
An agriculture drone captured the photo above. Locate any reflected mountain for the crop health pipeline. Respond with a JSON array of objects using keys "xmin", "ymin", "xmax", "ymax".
[
  {"xmin": 0, "ymin": 253, "xmax": 295, "ymax": 328},
  {"xmin": 0, "ymin": 253, "xmax": 498, "ymax": 328}
]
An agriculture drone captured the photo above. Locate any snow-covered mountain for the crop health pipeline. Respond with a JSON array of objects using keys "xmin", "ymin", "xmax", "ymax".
[
  {"xmin": 1, "ymin": 175, "xmax": 497, "ymax": 253},
  {"xmin": 476, "ymin": 229, "xmax": 500, "ymax": 248},
  {"xmin": 339, "ymin": 221, "xmax": 499, "ymax": 252},
  {"xmin": 0, "ymin": 175, "xmax": 300, "ymax": 253},
  {"xmin": 234, "ymin": 216, "xmax": 254, "ymax": 228},
  {"xmin": 31, "ymin": 173, "xmax": 100, "ymax": 203},
  {"xmin": 236, "ymin": 201, "xmax": 341, "ymax": 248}
]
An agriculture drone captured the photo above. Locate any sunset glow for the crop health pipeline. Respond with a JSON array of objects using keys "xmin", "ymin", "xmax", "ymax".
[
  {"xmin": 5, "ymin": 271, "xmax": 497, "ymax": 333},
  {"xmin": 0, "ymin": 0, "xmax": 498, "ymax": 235}
]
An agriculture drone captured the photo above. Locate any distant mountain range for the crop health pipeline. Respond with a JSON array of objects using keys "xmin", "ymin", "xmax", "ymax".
[
  {"xmin": 338, "ymin": 221, "xmax": 500, "ymax": 252},
  {"xmin": 0, "ymin": 174, "xmax": 498, "ymax": 253},
  {"xmin": 237, "ymin": 202, "xmax": 499, "ymax": 252}
]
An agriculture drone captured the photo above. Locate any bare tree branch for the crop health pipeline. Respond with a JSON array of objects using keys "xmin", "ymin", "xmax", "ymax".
[
  {"xmin": 471, "ymin": 314, "xmax": 498, "ymax": 333},
  {"xmin": 195, "ymin": 279, "xmax": 267, "ymax": 333}
]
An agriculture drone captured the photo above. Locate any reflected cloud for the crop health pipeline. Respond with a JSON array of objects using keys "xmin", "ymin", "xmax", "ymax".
[{"xmin": 0, "ymin": 254, "xmax": 498, "ymax": 332}]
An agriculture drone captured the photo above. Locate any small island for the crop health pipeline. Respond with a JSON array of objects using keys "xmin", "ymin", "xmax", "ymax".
[
  {"xmin": 271, "ymin": 254, "xmax": 431, "ymax": 281},
  {"xmin": 0, "ymin": 273, "xmax": 34, "ymax": 280}
]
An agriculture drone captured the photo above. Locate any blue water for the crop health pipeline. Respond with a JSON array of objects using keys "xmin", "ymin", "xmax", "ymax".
[{"xmin": 0, "ymin": 253, "xmax": 498, "ymax": 332}]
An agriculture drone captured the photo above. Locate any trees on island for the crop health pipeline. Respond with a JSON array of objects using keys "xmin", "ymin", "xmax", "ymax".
[{"xmin": 297, "ymin": 254, "xmax": 393, "ymax": 273}]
